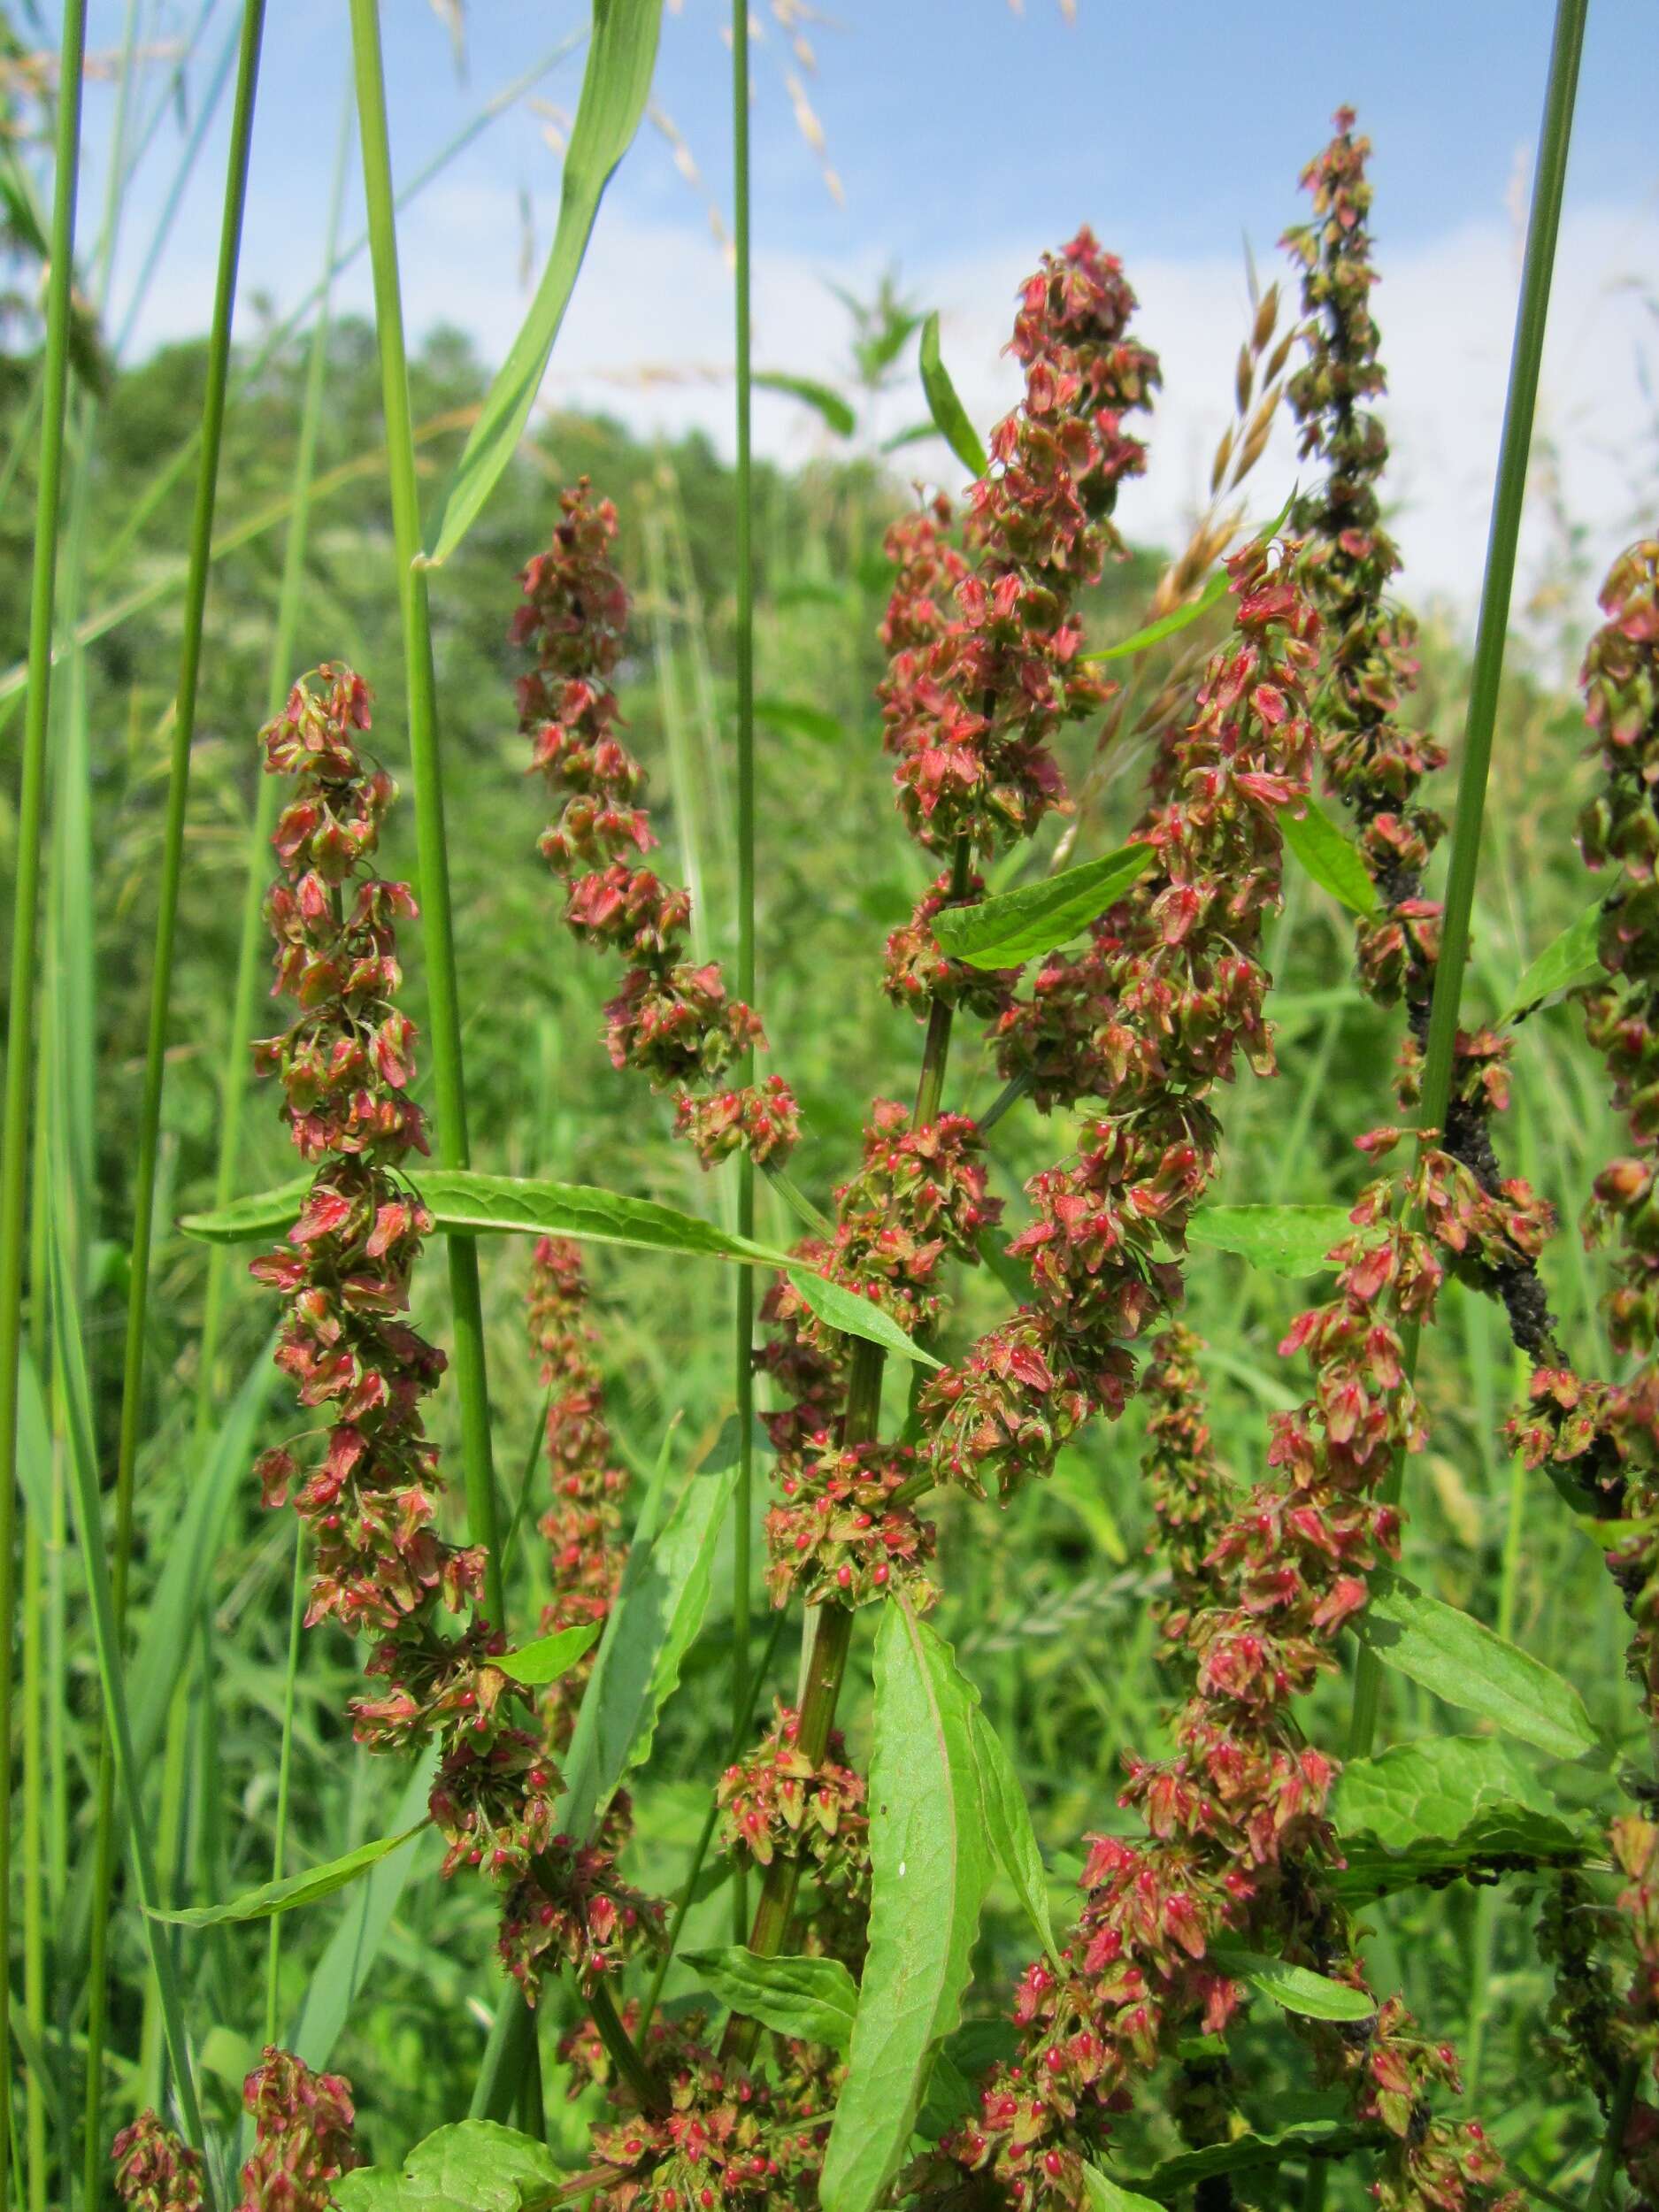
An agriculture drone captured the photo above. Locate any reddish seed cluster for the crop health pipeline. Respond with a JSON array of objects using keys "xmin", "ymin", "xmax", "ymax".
[
  {"xmin": 718, "ymin": 1702, "xmax": 870, "ymax": 1902},
  {"xmin": 516, "ymin": 480, "xmax": 798, "ymax": 1168},
  {"xmin": 1137, "ymin": 1325, "xmax": 1234, "ymax": 1654},
  {"xmin": 926, "ymin": 541, "xmax": 1318, "ymax": 1501},
  {"xmin": 877, "ymin": 233, "xmax": 1157, "ymax": 863},
  {"xmin": 586, "ymin": 2055, "xmax": 823, "ymax": 2211},
  {"xmin": 1282, "ymin": 109, "xmax": 1448, "ymax": 1019},
  {"xmin": 234, "ymin": 2048, "xmax": 360, "ymax": 2212},
  {"xmin": 248, "ymin": 669, "xmax": 557, "ymax": 1887},
  {"xmin": 914, "ymin": 1142, "xmax": 1517, "ymax": 2210},
  {"xmin": 764, "ymin": 1436, "xmax": 934, "ymax": 1609},
  {"xmin": 497, "ymin": 1830, "xmax": 663, "ymax": 1998},
  {"xmin": 111, "ymin": 2114, "xmax": 204, "ymax": 2212},
  {"xmin": 527, "ymin": 1235, "xmax": 631, "ymax": 1750}
]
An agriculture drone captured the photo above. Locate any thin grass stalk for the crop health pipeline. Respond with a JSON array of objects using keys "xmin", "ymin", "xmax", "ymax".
[
  {"xmin": 1345, "ymin": 0, "xmax": 1586, "ymax": 1762},
  {"xmin": 19, "ymin": 1522, "xmax": 44, "ymax": 2212},
  {"xmin": 728, "ymin": 0, "xmax": 757, "ymax": 1944},
  {"xmin": 86, "ymin": 8, "xmax": 265, "ymax": 2186},
  {"xmin": 348, "ymin": 0, "xmax": 503, "ymax": 1621},
  {"xmin": 264, "ymin": 1518, "xmax": 308, "ymax": 2046},
  {"xmin": 193, "ymin": 81, "xmax": 352, "ymax": 1436},
  {"xmin": 0, "ymin": 5, "xmax": 88, "ymax": 2199}
]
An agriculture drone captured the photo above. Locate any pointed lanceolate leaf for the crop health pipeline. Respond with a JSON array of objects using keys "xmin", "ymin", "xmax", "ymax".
[
  {"xmin": 918, "ymin": 309, "xmax": 988, "ymax": 480},
  {"xmin": 1083, "ymin": 567, "xmax": 1231, "ymax": 664},
  {"xmin": 932, "ymin": 843, "xmax": 1154, "ymax": 972},
  {"xmin": 1186, "ymin": 1203, "xmax": 1351, "ymax": 1279},
  {"xmin": 753, "ymin": 371, "xmax": 856, "ymax": 437},
  {"xmin": 1279, "ymin": 799, "xmax": 1379, "ymax": 915},
  {"xmin": 1080, "ymin": 2168, "xmax": 1164, "ymax": 2211},
  {"xmin": 1332, "ymin": 1734, "xmax": 1586, "ymax": 1899},
  {"xmin": 822, "ymin": 1601, "xmax": 991, "ymax": 2212},
  {"xmin": 495, "ymin": 1620, "xmax": 602, "ymax": 1686},
  {"xmin": 147, "ymin": 1823, "xmax": 427, "ymax": 1927},
  {"xmin": 1124, "ymin": 2122, "xmax": 1366, "ymax": 2195},
  {"xmin": 970, "ymin": 1707, "xmax": 1060, "ymax": 1967},
  {"xmin": 1207, "ymin": 1945, "xmax": 1374, "ymax": 2022},
  {"xmin": 179, "ymin": 1168, "xmax": 933, "ymax": 1366},
  {"xmin": 681, "ymin": 1947, "xmax": 858, "ymax": 2053},
  {"xmin": 1503, "ymin": 895, "xmax": 1608, "ymax": 1023},
  {"xmin": 420, "ymin": 0, "xmax": 664, "ymax": 565},
  {"xmin": 334, "ymin": 2119, "xmax": 563, "ymax": 2212},
  {"xmin": 1351, "ymin": 1572, "xmax": 1604, "ymax": 1762}
]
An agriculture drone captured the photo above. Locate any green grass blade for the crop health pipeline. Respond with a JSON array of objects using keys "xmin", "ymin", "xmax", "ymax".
[
  {"xmin": 0, "ymin": 6, "xmax": 88, "ymax": 2199},
  {"xmin": 420, "ymin": 0, "xmax": 664, "ymax": 565},
  {"xmin": 349, "ymin": 0, "xmax": 503, "ymax": 1618},
  {"xmin": 1347, "ymin": 0, "xmax": 1586, "ymax": 1761},
  {"xmin": 265, "ymin": 1521, "xmax": 308, "ymax": 2045}
]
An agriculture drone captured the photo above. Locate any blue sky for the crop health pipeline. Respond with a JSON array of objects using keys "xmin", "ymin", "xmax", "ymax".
[{"xmin": 60, "ymin": 1, "xmax": 1659, "ymax": 627}]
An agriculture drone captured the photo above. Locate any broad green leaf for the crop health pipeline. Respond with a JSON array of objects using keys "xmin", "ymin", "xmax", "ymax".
[
  {"xmin": 791, "ymin": 1266, "xmax": 942, "ymax": 1369},
  {"xmin": 822, "ymin": 1601, "xmax": 991, "ymax": 2212},
  {"xmin": 754, "ymin": 371, "xmax": 856, "ymax": 437},
  {"xmin": 970, "ymin": 1708, "xmax": 1060, "ymax": 1967},
  {"xmin": 179, "ymin": 1168, "xmax": 929, "ymax": 1365},
  {"xmin": 148, "ymin": 1822, "xmax": 426, "ymax": 1927},
  {"xmin": 334, "ymin": 2119, "xmax": 564, "ymax": 2212},
  {"xmin": 1125, "ymin": 2121, "xmax": 1366, "ymax": 2194},
  {"xmin": 1186, "ymin": 1203, "xmax": 1351, "ymax": 1279},
  {"xmin": 1083, "ymin": 566, "xmax": 1230, "ymax": 664},
  {"xmin": 1332, "ymin": 1735, "xmax": 1586, "ymax": 1899},
  {"xmin": 932, "ymin": 843, "xmax": 1154, "ymax": 971},
  {"xmin": 1208, "ymin": 1945, "xmax": 1373, "ymax": 2022},
  {"xmin": 1279, "ymin": 799, "xmax": 1379, "ymax": 916},
  {"xmin": 915, "ymin": 2049, "xmax": 975, "ymax": 2142},
  {"xmin": 1082, "ymin": 2169, "xmax": 1164, "ymax": 2212},
  {"xmin": 421, "ymin": 0, "xmax": 664, "ymax": 564},
  {"xmin": 496, "ymin": 1621, "xmax": 601, "ymax": 1686},
  {"xmin": 1351, "ymin": 1572, "xmax": 1603, "ymax": 1762},
  {"xmin": 557, "ymin": 1434, "xmax": 737, "ymax": 1838},
  {"xmin": 755, "ymin": 694, "xmax": 844, "ymax": 746},
  {"xmin": 1503, "ymin": 896, "xmax": 1608, "ymax": 1022},
  {"xmin": 681, "ymin": 1947, "xmax": 858, "ymax": 2052},
  {"xmin": 918, "ymin": 310, "xmax": 988, "ymax": 480}
]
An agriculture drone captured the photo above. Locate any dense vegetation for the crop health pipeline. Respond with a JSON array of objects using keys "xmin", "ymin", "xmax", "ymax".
[{"xmin": 11, "ymin": 4, "xmax": 1659, "ymax": 2211}]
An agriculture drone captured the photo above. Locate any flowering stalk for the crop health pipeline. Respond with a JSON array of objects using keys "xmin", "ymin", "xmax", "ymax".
[{"xmin": 249, "ymin": 666, "xmax": 657, "ymax": 2022}]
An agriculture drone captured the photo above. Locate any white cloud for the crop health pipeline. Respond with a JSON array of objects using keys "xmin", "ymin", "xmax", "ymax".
[{"xmin": 135, "ymin": 172, "xmax": 1659, "ymax": 649}]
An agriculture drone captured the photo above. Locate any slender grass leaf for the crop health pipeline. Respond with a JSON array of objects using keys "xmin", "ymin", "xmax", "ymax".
[
  {"xmin": 421, "ymin": 0, "xmax": 664, "ymax": 564},
  {"xmin": 1503, "ymin": 896, "xmax": 1608, "ymax": 1023},
  {"xmin": 496, "ymin": 1621, "xmax": 601, "ymax": 1686},
  {"xmin": 334, "ymin": 2119, "xmax": 563, "ymax": 2212},
  {"xmin": 790, "ymin": 1267, "xmax": 941, "ymax": 1369},
  {"xmin": 148, "ymin": 1821, "xmax": 426, "ymax": 1927},
  {"xmin": 754, "ymin": 695, "xmax": 843, "ymax": 746},
  {"xmin": 932, "ymin": 844, "xmax": 1154, "ymax": 971},
  {"xmin": 1279, "ymin": 800, "xmax": 1378, "ymax": 916},
  {"xmin": 1351, "ymin": 1572, "xmax": 1603, "ymax": 1761},
  {"xmin": 681, "ymin": 1947, "xmax": 857, "ymax": 2052},
  {"xmin": 753, "ymin": 371, "xmax": 856, "ymax": 437},
  {"xmin": 918, "ymin": 310, "xmax": 987, "ymax": 480},
  {"xmin": 287, "ymin": 1754, "xmax": 440, "ymax": 2073},
  {"xmin": 970, "ymin": 1708, "xmax": 1059, "ymax": 1967},
  {"xmin": 822, "ymin": 1601, "xmax": 991, "ymax": 2212},
  {"xmin": 14, "ymin": 1343, "xmax": 50, "ymax": 1528},
  {"xmin": 1083, "ymin": 567, "xmax": 1231, "ymax": 664},
  {"xmin": 1332, "ymin": 1735, "xmax": 1586, "ymax": 1899},
  {"xmin": 1081, "ymin": 2170, "xmax": 1164, "ymax": 2212},
  {"xmin": 879, "ymin": 419, "xmax": 936, "ymax": 453},
  {"xmin": 557, "ymin": 1435, "xmax": 736, "ymax": 1839},
  {"xmin": 1185, "ymin": 1203, "xmax": 1351, "ymax": 1279},
  {"xmin": 1208, "ymin": 1945, "xmax": 1373, "ymax": 2022}
]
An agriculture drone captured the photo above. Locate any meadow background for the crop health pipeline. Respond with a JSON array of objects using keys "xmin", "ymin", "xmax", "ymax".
[{"xmin": 4, "ymin": 0, "xmax": 1659, "ymax": 2200}]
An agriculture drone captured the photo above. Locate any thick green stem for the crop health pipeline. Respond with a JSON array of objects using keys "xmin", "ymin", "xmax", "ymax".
[
  {"xmin": 349, "ymin": 0, "xmax": 503, "ymax": 1620},
  {"xmin": 0, "ymin": 6, "xmax": 87, "ymax": 2200},
  {"xmin": 1346, "ymin": 0, "xmax": 1585, "ymax": 1762},
  {"xmin": 729, "ymin": 0, "xmax": 757, "ymax": 1946},
  {"xmin": 87, "ymin": 13, "xmax": 265, "ymax": 2186}
]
